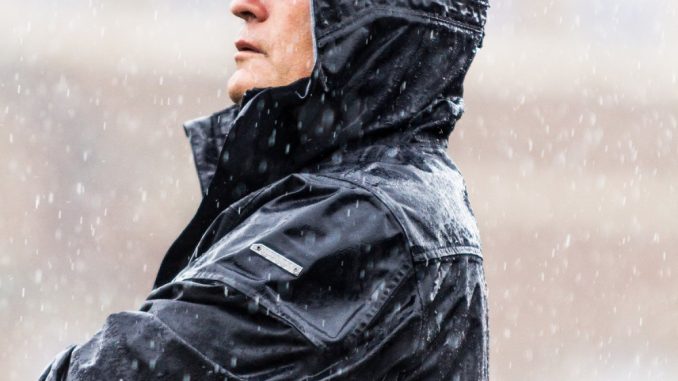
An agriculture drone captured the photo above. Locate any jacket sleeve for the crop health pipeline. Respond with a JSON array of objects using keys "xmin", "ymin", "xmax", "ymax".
[{"xmin": 39, "ymin": 174, "xmax": 416, "ymax": 380}]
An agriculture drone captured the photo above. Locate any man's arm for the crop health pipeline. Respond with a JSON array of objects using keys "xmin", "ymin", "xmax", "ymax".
[{"xmin": 39, "ymin": 279, "xmax": 316, "ymax": 380}]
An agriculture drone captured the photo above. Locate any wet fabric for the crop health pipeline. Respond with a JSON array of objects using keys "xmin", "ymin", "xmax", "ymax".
[{"xmin": 39, "ymin": 0, "xmax": 490, "ymax": 379}]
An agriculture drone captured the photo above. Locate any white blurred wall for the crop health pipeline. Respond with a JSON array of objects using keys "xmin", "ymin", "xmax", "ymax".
[{"xmin": 1, "ymin": 1, "xmax": 676, "ymax": 380}]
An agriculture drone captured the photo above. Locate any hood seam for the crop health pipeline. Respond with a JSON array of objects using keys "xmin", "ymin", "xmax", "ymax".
[{"xmin": 317, "ymin": 5, "xmax": 484, "ymax": 45}]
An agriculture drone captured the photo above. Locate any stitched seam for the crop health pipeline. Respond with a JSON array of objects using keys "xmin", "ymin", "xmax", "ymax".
[
  {"xmin": 317, "ymin": 5, "xmax": 483, "ymax": 43},
  {"xmin": 348, "ymin": 260, "xmax": 412, "ymax": 343},
  {"xmin": 413, "ymin": 243, "xmax": 482, "ymax": 251},
  {"xmin": 413, "ymin": 246, "xmax": 483, "ymax": 262}
]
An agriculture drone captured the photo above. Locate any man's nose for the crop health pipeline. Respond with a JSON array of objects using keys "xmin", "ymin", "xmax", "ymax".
[{"xmin": 230, "ymin": 0, "xmax": 269, "ymax": 22}]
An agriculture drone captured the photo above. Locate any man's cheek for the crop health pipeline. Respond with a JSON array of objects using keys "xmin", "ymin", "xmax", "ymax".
[{"xmin": 246, "ymin": 58, "xmax": 276, "ymax": 83}]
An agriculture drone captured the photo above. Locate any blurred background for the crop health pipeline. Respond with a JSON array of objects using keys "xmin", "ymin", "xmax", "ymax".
[{"xmin": 1, "ymin": 0, "xmax": 676, "ymax": 379}]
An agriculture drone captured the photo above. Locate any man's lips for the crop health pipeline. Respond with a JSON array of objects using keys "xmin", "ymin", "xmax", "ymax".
[{"xmin": 235, "ymin": 39, "xmax": 264, "ymax": 54}]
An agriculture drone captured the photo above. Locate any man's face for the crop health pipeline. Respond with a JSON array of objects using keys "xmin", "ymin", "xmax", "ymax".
[{"xmin": 227, "ymin": 0, "xmax": 314, "ymax": 105}]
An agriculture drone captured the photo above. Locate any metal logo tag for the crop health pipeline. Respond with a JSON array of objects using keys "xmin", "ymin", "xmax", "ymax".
[{"xmin": 249, "ymin": 243, "xmax": 303, "ymax": 276}]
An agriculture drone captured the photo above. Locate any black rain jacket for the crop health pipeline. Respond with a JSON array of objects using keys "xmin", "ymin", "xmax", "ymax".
[{"xmin": 40, "ymin": 0, "xmax": 490, "ymax": 379}]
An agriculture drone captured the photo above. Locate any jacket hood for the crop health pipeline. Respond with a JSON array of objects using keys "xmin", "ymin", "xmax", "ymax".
[
  {"xmin": 156, "ymin": 0, "xmax": 489, "ymax": 287},
  {"xmin": 186, "ymin": 0, "xmax": 489, "ymax": 198}
]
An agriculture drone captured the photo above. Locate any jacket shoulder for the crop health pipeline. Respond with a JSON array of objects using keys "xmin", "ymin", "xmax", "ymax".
[{"xmin": 317, "ymin": 146, "xmax": 482, "ymax": 262}]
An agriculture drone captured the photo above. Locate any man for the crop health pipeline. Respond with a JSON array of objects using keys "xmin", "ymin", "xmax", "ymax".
[{"xmin": 40, "ymin": 0, "xmax": 489, "ymax": 379}]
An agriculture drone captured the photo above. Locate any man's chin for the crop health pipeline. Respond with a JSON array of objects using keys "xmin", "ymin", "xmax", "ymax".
[
  {"xmin": 227, "ymin": 88, "xmax": 243, "ymax": 105},
  {"xmin": 227, "ymin": 70, "xmax": 257, "ymax": 104},
  {"xmin": 227, "ymin": 82, "xmax": 250, "ymax": 105}
]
